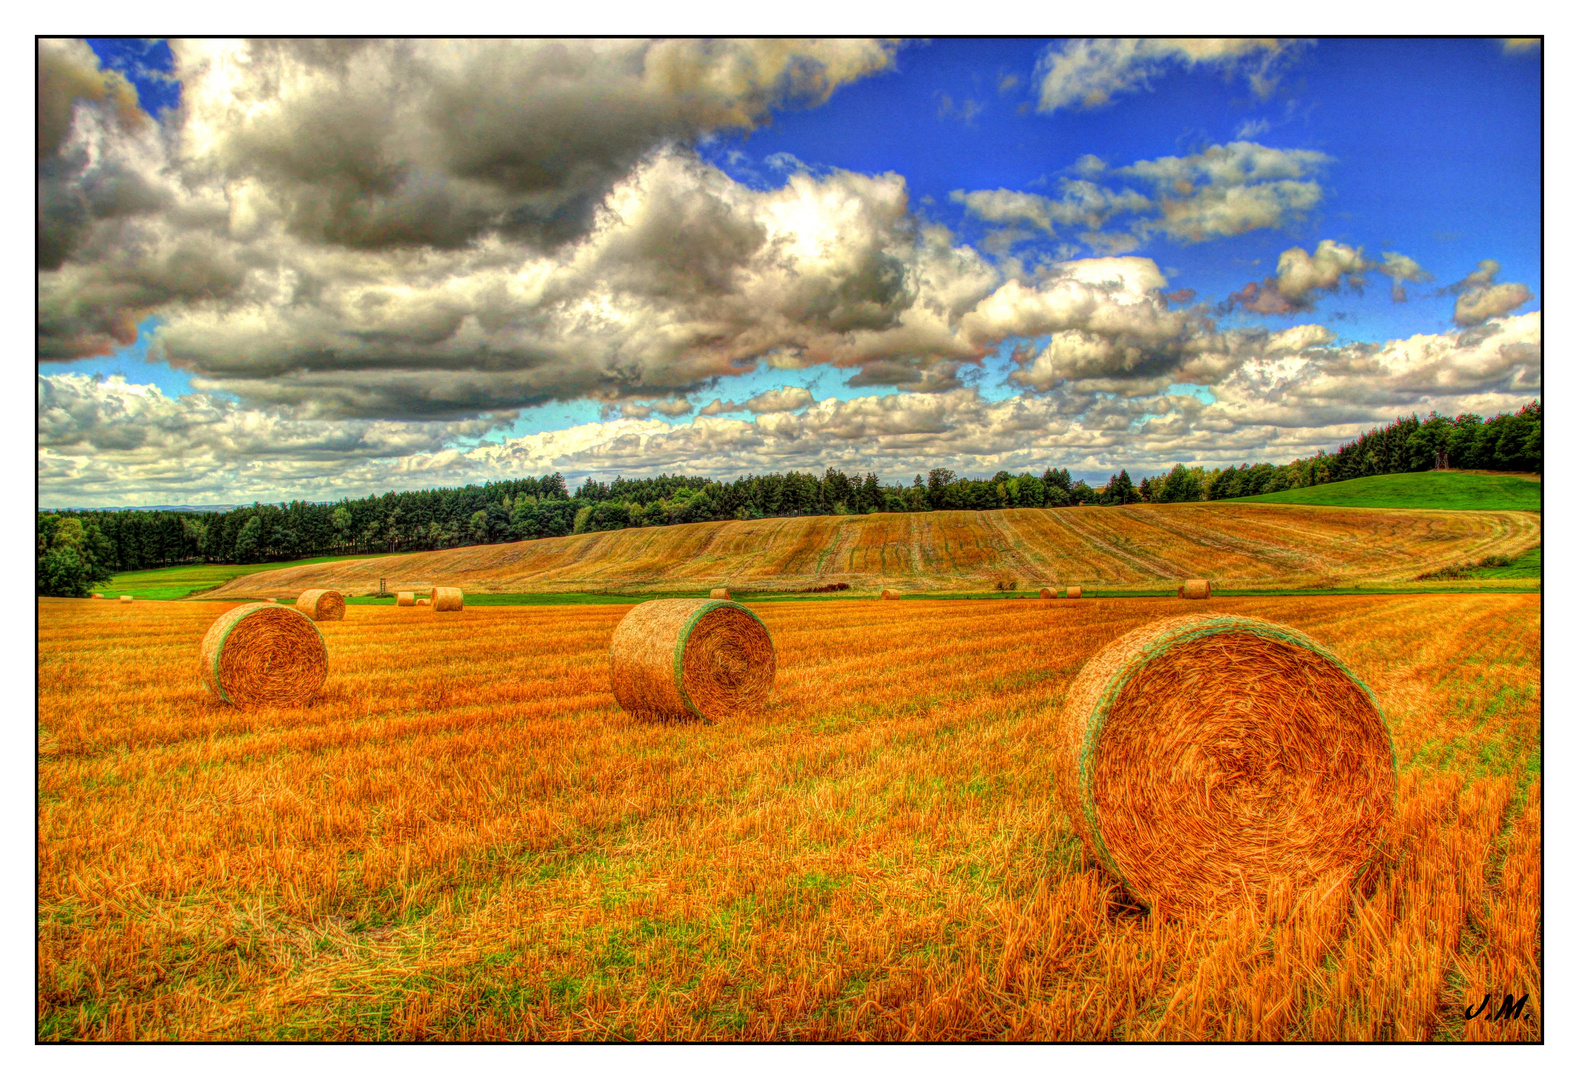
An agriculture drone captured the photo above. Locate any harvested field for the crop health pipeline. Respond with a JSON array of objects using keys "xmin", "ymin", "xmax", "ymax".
[
  {"xmin": 203, "ymin": 504, "xmax": 1541, "ymax": 599},
  {"xmin": 37, "ymin": 593, "xmax": 1539, "ymax": 1041}
]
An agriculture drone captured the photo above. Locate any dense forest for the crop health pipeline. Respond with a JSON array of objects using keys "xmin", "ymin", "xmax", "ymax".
[{"xmin": 37, "ymin": 401, "xmax": 1540, "ymax": 592}]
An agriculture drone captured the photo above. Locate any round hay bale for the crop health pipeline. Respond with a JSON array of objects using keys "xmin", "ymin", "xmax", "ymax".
[
  {"xmin": 1039, "ymin": 587, "xmax": 1058, "ymax": 599},
  {"xmin": 294, "ymin": 589, "xmax": 345, "ymax": 622},
  {"xmin": 432, "ymin": 587, "xmax": 464, "ymax": 612},
  {"xmin": 396, "ymin": 592, "xmax": 415, "ymax": 607},
  {"xmin": 1051, "ymin": 613, "xmax": 1396, "ymax": 917},
  {"xmin": 198, "ymin": 602, "xmax": 328, "ymax": 710},
  {"xmin": 1066, "ymin": 586, "xmax": 1082, "ymax": 599},
  {"xmin": 710, "ymin": 587, "xmax": 732, "ymax": 600},
  {"xmin": 91, "ymin": 593, "xmax": 104, "ymax": 599},
  {"xmin": 609, "ymin": 598, "xmax": 775, "ymax": 722},
  {"xmin": 1179, "ymin": 578, "xmax": 1212, "ymax": 600},
  {"xmin": 880, "ymin": 589, "xmax": 902, "ymax": 600},
  {"xmin": 119, "ymin": 595, "xmax": 133, "ymax": 603}
]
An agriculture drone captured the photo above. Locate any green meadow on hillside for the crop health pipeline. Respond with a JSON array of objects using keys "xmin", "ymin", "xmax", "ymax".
[
  {"xmin": 1226, "ymin": 471, "xmax": 1541, "ymax": 512},
  {"xmin": 104, "ymin": 554, "xmax": 379, "ymax": 601}
]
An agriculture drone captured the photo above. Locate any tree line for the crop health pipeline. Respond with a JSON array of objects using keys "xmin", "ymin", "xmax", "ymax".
[{"xmin": 37, "ymin": 401, "xmax": 1539, "ymax": 595}]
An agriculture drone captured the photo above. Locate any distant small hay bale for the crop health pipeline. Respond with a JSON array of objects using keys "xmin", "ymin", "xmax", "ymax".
[
  {"xmin": 1040, "ymin": 587, "xmax": 1058, "ymax": 599},
  {"xmin": 1050, "ymin": 613, "xmax": 1396, "ymax": 917},
  {"xmin": 710, "ymin": 587, "xmax": 732, "ymax": 600},
  {"xmin": 198, "ymin": 602, "xmax": 328, "ymax": 710},
  {"xmin": 880, "ymin": 589, "xmax": 902, "ymax": 600},
  {"xmin": 119, "ymin": 595, "xmax": 133, "ymax": 603},
  {"xmin": 91, "ymin": 593, "xmax": 104, "ymax": 599},
  {"xmin": 432, "ymin": 587, "xmax": 464, "ymax": 612},
  {"xmin": 396, "ymin": 592, "xmax": 415, "ymax": 607},
  {"xmin": 295, "ymin": 589, "xmax": 345, "ymax": 622},
  {"xmin": 610, "ymin": 598, "xmax": 775, "ymax": 722},
  {"xmin": 1179, "ymin": 578, "xmax": 1212, "ymax": 600},
  {"xmin": 416, "ymin": 598, "xmax": 430, "ymax": 606},
  {"xmin": 1065, "ymin": 586, "xmax": 1083, "ymax": 599}
]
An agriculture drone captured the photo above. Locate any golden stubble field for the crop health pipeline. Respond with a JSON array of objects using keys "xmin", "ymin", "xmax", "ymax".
[
  {"xmin": 203, "ymin": 504, "xmax": 1542, "ymax": 597},
  {"xmin": 37, "ymin": 594, "xmax": 1541, "ymax": 1041}
]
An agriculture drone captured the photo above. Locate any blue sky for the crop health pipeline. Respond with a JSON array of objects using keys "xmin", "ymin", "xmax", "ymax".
[{"xmin": 39, "ymin": 38, "xmax": 1541, "ymax": 504}]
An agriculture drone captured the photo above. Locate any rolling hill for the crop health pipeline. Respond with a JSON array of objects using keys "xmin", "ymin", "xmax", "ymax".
[
  {"xmin": 207, "ymin": 503, "xmax": 1541, "ymax": 598},
  {"xmin": 1226, "ymin": 470, "xmax": 1541, "ymax": 512}
]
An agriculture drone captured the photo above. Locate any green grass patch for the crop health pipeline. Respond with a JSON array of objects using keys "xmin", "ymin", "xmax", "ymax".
[
  {"xmin": 105, "ymin": 554, "xmax": 381, "ymax": 600},
  {"xmin": 1224, "ymin": 470, "xmax": 1540, "ymax": 511}
]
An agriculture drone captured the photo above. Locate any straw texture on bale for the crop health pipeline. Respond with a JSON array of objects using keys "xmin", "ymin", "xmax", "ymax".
[
  {"xmin": 880, "ymin": 589, "xmax": 902, "ymax": 600},
  {"xmin": 1179, "ymin": 578, "xmax": 1212, "ymax": 600},
  {"xmin": 396, "ymin": 592, "xmax": 415, "ymax": 607},
  {"xmin": 119, "ymin": 595, "xmax": 133, "ymax": 603},
  {"xmin": 1051, "ymin": 613, "xmax": 1396, "ymax": 917},
  {"xmin": 432, "ymin": 587, "xmax": 464, "ymax": 612},
  {"xmin": 197, "ymin": 602, "xmax": 328, "ymax": 710},
  {"xmin": 609, "ymin": 598, "xmax": 775, "ymax": 722},
  {"xmin": 1066, "ymin": 586, "xmax": 1082, "ymax": 599},
  {"xmin": 710, "ymin": 588, "xmax": 731, "ymax": 600},
  {"xmin": 295, "ymin": 589, "xmax": 345, "ymax": 622},
  {"xmin": 1040, "ymin": 587, "xmax": 1057, "ymax": 599}
]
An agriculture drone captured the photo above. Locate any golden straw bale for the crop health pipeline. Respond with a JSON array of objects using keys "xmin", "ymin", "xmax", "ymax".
[
  {"xmin": 396, "ymin": 592, "xmax": 415, "ymax": 607},
  {"xmin": 294, "ymin": 589, "xmax": 346, "ymax": 622},
  {"xmin": 91, "ymin": 593, "xmax": 104, "ymax": 599},
  {"xmin": 197, "ymin": 602, "xmax": 328, "ymax": 710},
  {"xmin": 880, "ymin": 589, "xmax": 902, "ymax": 600},
  {"xmin": 119, "ymin": 595, "xmax": 133, "ymax": 603},
  {"xmin": 1039, "ymin": 587, "xmax": 1058, "ymax": 599},
  {"xmin": 432, "ymin": 587, "xmax": 464, "ymax": 612},
  {"xmin": 416, "ymin": 598, "xmax": 430, "ymax": 607},
  {"xmin": 710, "ymin": 588, "xmax": 732, "ymax": 600},
  {"xmin": 1051, "ymin": 613, "xmax": 1396, "ymax": 917},
  {"xmin": 1065, "ymin": 586, "xmax": 1082, "ymax": 599},
  {"xmin": 609, "ymin": 598, "xmax": 775, "ymax": 722},
  {"xmin": 1179, "ymin": 578, "xmax": 1212, "ymax": 600}
]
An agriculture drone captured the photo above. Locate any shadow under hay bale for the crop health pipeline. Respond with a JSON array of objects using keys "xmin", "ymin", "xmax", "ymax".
[
  {"xmin": 432, "ymin": 587, "xmax": 464, "ymax": 612},
  {"xmin": 710, "ymin": 587, "xmax": 731, "ymax": 599},
  {"xmin": 295, "ymin": 589, "xmax": 345, "ymax": 621},
  {"xmin": 1178, "ymin": 578, "xmax": 1212, "ymax": 599},
  {"xmin": 609, "ymin": 598, "xmax": 775, "ymax": 723},
  {"xmin": 396, "ymin": 592, "xmax": 415, "ymax": 607},
  {"xmin": 1051, "ymin": 613, "xmax": 1396, "ymax": 918},
  {"xmin": 198, "ymin": 602, "xmax": 328, "ymax": 709}
]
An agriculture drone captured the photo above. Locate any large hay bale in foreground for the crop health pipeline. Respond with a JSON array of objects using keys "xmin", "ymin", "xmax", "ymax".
[
  {"xmin": 198, "ymin": 602, "xmax": 328, "ymax": 709},
  {"xmin": 609, "ymin": 598, "xmax": 775, "ymax": 722},
  {"xmin": 295, "ymin": 589, "xmax": 345, "ymax": 622},
  {"xmin": 1040, "ymin": 587, "xmax": 1058, "ymax": 599},
  {"xmin": 710, "ymin": 587, "xmax": 731, "ymax": 600},
  {"xmin": 396, "ymin": 592, "xmax": 415, "ymax": 607},
  {"xmin": 880, "ymin": 589, "xmax": 902, "ymax": 600},
  {"xmin": 1051, "ymin": 614, "xmax": 1396, "ymax": 916},
  {"xmin": 432, "ymin": 587, "xmax": 464, "ymax": 612},
  {"xmin": 1179, "ymin": 578, "xmax": 1212, "ymax": 600},
  {"xmin": 119, "ymin": 595, "xmax": 133, "ymax": 603},
  {"xmin": 1065, "ymin": 586, "xmax": 1082, "ymax": 599}
]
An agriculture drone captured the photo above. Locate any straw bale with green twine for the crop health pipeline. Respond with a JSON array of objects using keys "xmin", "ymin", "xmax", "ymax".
[
  {"xmin": 609, "ymin": 598, "xmax": 775, "ymax": 722},
  {"xmin": 1051, "ymin": 613, "xmax": 1395, "ymax": 917},
  {"xmin": 198, "ymin": 602, "xmax": 328, "ymax": 709},
  {"xmin": 432, "ymin": 587, "xmax": 464, "ymax": 612},
  {"xmin": 295, "ymin": 589, "xmax": 345, "ymax": 621}
]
